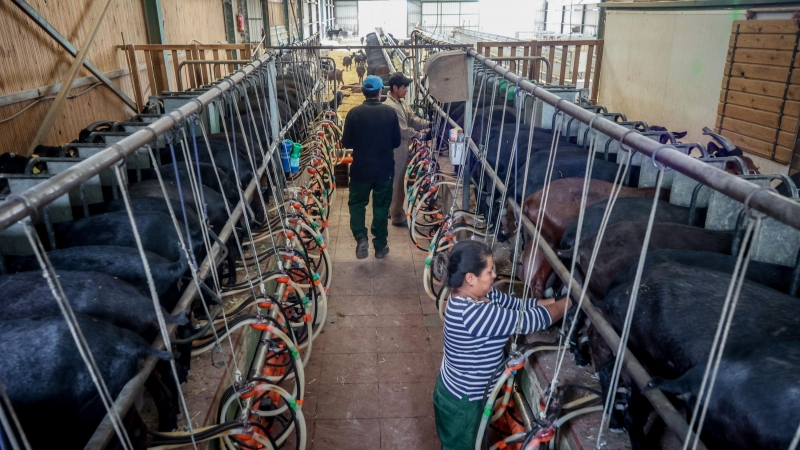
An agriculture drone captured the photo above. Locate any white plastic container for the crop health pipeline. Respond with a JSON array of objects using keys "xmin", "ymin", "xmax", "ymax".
[{"xmin": 449, "ymin": 141, "xmax": 466, "ymax": 166}]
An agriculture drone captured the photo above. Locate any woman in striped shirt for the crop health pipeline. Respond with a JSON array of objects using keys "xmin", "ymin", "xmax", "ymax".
[{"xmin": 433, "ymin": 240, "xmax": 572, "ymax": 450}]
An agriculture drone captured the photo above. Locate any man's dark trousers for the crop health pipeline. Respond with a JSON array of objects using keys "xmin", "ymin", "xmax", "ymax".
[{"xmin": 349, "ymin": 179, "xmax": 393, "ymax": 250}]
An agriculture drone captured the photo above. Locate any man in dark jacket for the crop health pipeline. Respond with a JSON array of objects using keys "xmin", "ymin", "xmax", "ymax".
[{"xmin": 341, "ymin": 75, "xmax": 401, "ymax": 259}]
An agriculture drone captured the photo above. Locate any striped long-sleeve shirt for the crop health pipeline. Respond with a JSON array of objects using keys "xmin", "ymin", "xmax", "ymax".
[{"xmin": 439, "ymin": 288, "xmax": 552, "ymax": 401}]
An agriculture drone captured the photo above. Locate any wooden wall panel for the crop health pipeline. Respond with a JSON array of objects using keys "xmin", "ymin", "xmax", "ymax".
[
  {"xmin": 0, "ymin": 0, "xmax": 147, "ymax": 154},
  {"xmin": 718, "ymin": 19, "xmax": 800, "ymax": 166},
  {"xmin": 162, "ymin": 0, "xmax": 227, "ymax": 45},
  {"xmin": 268, "ymin": 0, "xmax": 286, "ymax": 27}
]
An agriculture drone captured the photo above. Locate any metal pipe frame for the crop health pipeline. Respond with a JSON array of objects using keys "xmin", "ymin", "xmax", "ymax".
[
  {"xmin": 424, "ymin": 97, "xmax": 709, "ymax": 450},
  {"xmin": 414, "ymin": 30, "xmax": 800, "ymax": 231},
  {"xmin": 88, "ymin": 58, "xmax": 325, "ymax": 449},
  {"xmin": 490, "ymin": 56, "xmax": 553, "ymax": 83},
  {"xmin": 176, "ymin": 60, "xmax": 251, "ymax": 91},
  {"xmin": 85, "ymin": 56, "xmax": 283, "ymax": 449}
]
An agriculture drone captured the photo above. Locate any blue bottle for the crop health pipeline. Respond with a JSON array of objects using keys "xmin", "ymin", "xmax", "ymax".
[{"xmin": 281, "ymin": 140, "xmax": 292, "ymax": 173}]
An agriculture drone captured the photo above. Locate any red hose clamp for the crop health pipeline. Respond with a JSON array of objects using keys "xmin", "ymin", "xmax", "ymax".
[
  {"xmin": 303, "ymin": 314, "xmax": 313, "ymax": 322},
  {"xmin": 307, "ymin": 167, "xmax": 318, "ymax": 175},
  {"xmin": 257, "ymin": 300, "xmax": 273, "ymax": 309},
  {"xmin": 291, "ymin": 202, "xmax": 302, "ymax": 211},
  {"xmin": 276, "ymin": 277, "xmax": 290, "ymax": 284}
]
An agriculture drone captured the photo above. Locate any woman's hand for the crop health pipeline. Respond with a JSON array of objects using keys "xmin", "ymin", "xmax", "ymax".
[{"xmin": 542, "ymin": 296, "xmax": 572, "ymax": 323}]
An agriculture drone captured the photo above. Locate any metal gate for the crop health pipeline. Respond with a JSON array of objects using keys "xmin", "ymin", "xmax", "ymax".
[{"xmin": 335, "ymin": 0, "xmax": 358, "ymax": 36}]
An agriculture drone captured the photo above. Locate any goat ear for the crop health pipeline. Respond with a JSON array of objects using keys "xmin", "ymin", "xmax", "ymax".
[
  {"xmin": 707, "ymin": 141, "xmax": 720, "ymax": 156},
  {"xmin": 674, "ymin": 131, "xmax": 688, "ymax": 139}
]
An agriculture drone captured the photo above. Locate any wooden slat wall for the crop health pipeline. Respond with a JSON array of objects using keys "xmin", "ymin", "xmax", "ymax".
[
  {"xmin": 718, "ymin": 19, "xmax": 800, "ymax": 166},
  {"xmin": 0, "ymin": 0, "xmax": 147, "ymax": 155},
  {"xmin": 162, "ymin": 0, "xmax": 227, "ymax": 45},
  {"xmin": 268, "ymin": 0, "xmax": 286, "ymax": 27}
]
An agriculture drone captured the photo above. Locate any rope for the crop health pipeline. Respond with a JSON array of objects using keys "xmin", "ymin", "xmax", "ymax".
[
  {"xmin": 174, "ymin": 127, "xmax": 243, "ymax": 381},
  {"xmin": 519, "ymin": 111, "xmax": 565, "ymax": 307},
  {"xmin": 220, "ymin": 96, "xmax": 270, "ymax": 294},
  {"xmin": 473, "ymin": 77, "xmax": 500, "ymax": 219},
  {"xmin": 0, "ymin": 353, "xmax": 34, "ymax": 450},
  {"xmin": 21, "ymin": 222, "xmax": 135, "ymax": 450},
  {"xmin": 684, "ymin": 188, "xmax": 774, "ymax": 450},
  {"xmin": 490, "ymin": 82, "xmax": 526, "ymax": 247},
  {"xmin": 596, "ymin": 149, "xmax": 670, "ymax": 448},
  {"xmin": 482, "ymin": 84, "xmax": 512, "ymax": 244},
  {"xmin": 110, "ymin": 165, "xmax": 198, "ymax": 450},
  {"xmin": 507, "ymin": 96, "xmax": 538, "ymax": 298}
]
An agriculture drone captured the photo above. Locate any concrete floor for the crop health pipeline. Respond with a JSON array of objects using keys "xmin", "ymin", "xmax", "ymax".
[{"xmin": 294, "ymin": 187, "xmax": 443, "ymax": 449}]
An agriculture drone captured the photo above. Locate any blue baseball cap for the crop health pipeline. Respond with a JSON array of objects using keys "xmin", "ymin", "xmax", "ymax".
[{"xmin": 362, "ymin": 75, "xmax": 383, "ymax": 92}]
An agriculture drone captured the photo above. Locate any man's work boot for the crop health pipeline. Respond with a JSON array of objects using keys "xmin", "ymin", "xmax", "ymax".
[
  {"xmin": 356, "ymin": 238, "xmax": 369, "ymax": 259},
  {"xmin": 375, "ymin": 246, "xmax": 390, "ymax": 259},
  {"xmin": 391, "ymin": 219, "xmax": 407, "ymax": 228}
]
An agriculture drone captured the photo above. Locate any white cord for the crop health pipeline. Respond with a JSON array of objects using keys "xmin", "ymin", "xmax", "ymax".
[
  {"xmin": 22, "ymin": 221, "xmax": 135, "ymax": 450},
  {"xmin": 596, "ymin": 163, "xmax": 665, "ymax": 448},
  {"xmin": 686, "ymin": 214, "xmax": 762, "ymax": 450}
]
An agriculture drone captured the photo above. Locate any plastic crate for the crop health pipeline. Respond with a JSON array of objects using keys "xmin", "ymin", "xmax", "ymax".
[{"xmin": 334, "ymin": 163, "xmax": 350, "ymax": 187}]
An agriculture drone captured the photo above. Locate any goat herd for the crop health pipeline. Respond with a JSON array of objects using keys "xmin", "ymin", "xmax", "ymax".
[
  {"xmin": 419, "ymin": 65, "xmax": 800, "ymax": 449},
  {"xmin": 0, "ymin": 54, "xmax": 336, "ymax": 449}
]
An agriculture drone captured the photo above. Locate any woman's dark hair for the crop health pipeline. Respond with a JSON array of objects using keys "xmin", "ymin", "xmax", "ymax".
[{"xmin": 444, "ymin": 240, "xmax": 492, "ymax": 288}]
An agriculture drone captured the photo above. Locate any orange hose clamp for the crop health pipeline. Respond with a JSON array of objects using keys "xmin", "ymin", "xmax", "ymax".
[
  {"xmin": 508, "ymin": 360, "xmax": 525, "ymax": 371},
  {"xmin": 535, "ymin": 426, "xmax": 556, "ymax": 443},
  {"xmin": 233, "ymin": 430, "xmax": 254, "ymax": 441},
  {"xmin": 276, "ymin": 277, "xmax": 290, "ymax": 284},
  {"xmin": 238, "ymin": 383, "xmax": 257, "ymax": 399}
]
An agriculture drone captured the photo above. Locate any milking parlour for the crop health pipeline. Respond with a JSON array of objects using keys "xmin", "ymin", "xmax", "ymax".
[{"xmin": 0, "ymin": 2, "xmax": 799, "ymax": 450}]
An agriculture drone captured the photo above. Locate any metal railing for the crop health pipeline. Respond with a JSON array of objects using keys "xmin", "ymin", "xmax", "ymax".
[
  {"xmin": 0, "ymin": 34, "xmax": 324, "ymax": 449},
  {"xmin": 415, "ymin": 29, "xmax": 800, "ymax": 450}
]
